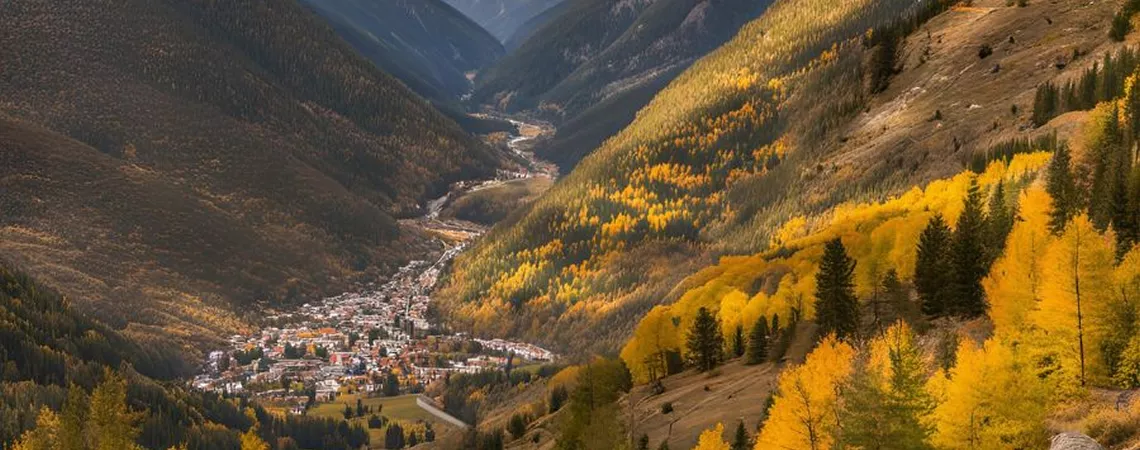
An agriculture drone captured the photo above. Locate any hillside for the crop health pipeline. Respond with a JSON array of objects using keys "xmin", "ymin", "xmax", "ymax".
[
  {"xmin": 0, "ymin": 263, "xmax": 370, "ymax": 449},
  {"xmin": 299, "ymin": 0, "xmax": 505, "ymax": 103},
  {"xmin": 471, "ymin": 0, "xmax": 772, "ymax": 171},
  {"xmin": 439, "ymin": 0, "xmax": 1119, "ymax": 359},
  {"xmin": 0, "ymin": 0, "xmax": 506, "ymax": 357},
  {"xmin": 444, "ymin": 0, "xmax": 564, "ymax": 44}
]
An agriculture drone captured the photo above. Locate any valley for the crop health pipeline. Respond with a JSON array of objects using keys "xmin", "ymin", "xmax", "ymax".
[
  {"xmin": 189, "ymin": 118, "xmax": 560, "ymax": 439},
  {"xmin": 9, "ymin": 0, "xmax": 1140, "ymax": 449}
]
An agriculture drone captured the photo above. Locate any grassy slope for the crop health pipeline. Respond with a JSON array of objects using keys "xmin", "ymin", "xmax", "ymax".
[
  {"xmin": 0, "ymin": 0, "xmax": 504, "ymax": 355},
  {"xmin": 440, "ymin": 0, "xmax": 1119, "ymax": 357}
]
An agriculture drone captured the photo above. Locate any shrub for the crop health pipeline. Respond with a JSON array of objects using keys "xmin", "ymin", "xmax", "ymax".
[{"xmin": 661, "ymin": 402, "xmax": 674, "ymax": 414}]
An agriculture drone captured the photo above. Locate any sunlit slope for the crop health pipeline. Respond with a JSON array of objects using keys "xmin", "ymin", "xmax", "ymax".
[{"xmin": 439, "ymin": 0, "xmax": 951, "ymax": 352}]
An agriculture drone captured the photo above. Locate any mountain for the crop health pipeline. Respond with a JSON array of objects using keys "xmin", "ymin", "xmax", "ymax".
[
  {"xmin": 502, "ymin": 0, "xmax": 573, "ymax": 50},
  {"xmin": 444, "ymin": 0, "xmax": 565, "ymax": 43},
  {"xmin": 439, "ymin": 0, "xmax": 1117, "ymax": 357},
  {"xmin": 299, "ymin": 0, "xmax": 505, "ymax": 103},
  {"xmin": 471, "ymin": 0, "xmax": 772, "ymax": 171},
  {"xmin": 0, "ymin": 0, "xmax": 504, "ymax": 355}
]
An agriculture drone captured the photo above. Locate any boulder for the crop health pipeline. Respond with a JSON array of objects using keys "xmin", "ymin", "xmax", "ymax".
[{"xmin": 1049, "ymin": 432, "xmax": 1105, "ymax": 450}]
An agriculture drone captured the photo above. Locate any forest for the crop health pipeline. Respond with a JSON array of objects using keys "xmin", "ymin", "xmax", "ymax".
[{"xmin": 605, "ymin": 44, "xmax": 1140, "ymax": 449}]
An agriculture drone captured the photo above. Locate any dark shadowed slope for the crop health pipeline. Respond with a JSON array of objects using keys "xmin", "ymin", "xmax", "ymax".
[
  {"xmin": 444, "ymin": 0, "xmax": 565, "ymax": 43},
  {"xmin": 0, "ymin": 0, "xmax": 505, "ymax": 354},
  {"xmin": 299, "ymin": 0, "xmax": 505, "ymax": 103}
]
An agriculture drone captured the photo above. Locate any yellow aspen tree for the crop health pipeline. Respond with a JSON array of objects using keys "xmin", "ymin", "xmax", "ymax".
[
  {"xmin": 984, "ymin": 186, "xmax": 1054, "ymax": 335},
  {"xmin": 621, "ymin": 305, "xmax": 681, "ymax": 383},
  {"xmin": 11, "ymin": 408, "xmax": 61, "ymax": 450},
  {"xmin": 931, "ymin": 338, "xmax": 1050, "ymax": 449},
  {"xmin": 693, "ymin": 423, "xmax": 731, "ymax": 450},
  {"xmin": 1035, "ymin": 214, "xmax": 1116, "ymax": 386},
  {"xmin": 755, "ymin": 335, "xmax": 856, "ymax": 450}
]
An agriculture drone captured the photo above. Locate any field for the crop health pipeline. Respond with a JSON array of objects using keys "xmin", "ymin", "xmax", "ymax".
[{"xmin": 310, "ymin": 393, "xmax": 451, "ymax": 448}]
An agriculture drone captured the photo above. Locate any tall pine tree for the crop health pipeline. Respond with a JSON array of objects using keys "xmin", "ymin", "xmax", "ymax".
[
  {"xmin": 815, "ymin": 238, "xmax": 859, "ymax": 341},
  {"xmin": 986, "ymin": 180, "xmax": 1015, "ymax": 266},
  {"xmin": 950, "ymin": 178, "xmax": 988, "ymax": 317},
  {"xmin": 686, "ymin": 307, "xmax": 725, "ymax": 372},
  {"xmin": 1047, "ymin": 144, "xmax": 1078, "ymax": 234},
  {"xmin": 746, "ymin": 318, "xmax": 770, "ymax": 365},
  {"xmin": 731, "ymin": 420, "xmax": 750, "ymax": 450},
  {"xmin": 915, "ymin": 214, "xmax": 952, "ymax": 317}
]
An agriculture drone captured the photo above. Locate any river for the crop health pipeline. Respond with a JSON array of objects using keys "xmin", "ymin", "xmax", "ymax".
[{"xmin": 192, "ymin": 118, "xmax": 558, "ymax": 403}]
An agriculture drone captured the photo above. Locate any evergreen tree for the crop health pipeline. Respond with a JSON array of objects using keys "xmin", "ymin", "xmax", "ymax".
[
  {"xmin": 950, "ymin": 179, "xmax": 988, "ymax": 317},
  {"xmin": 815, "ymin": 238, "xmax": 859, "ymax": 341},
  {"xmin": 746, "ymin": 318, "xmax": 770, "ymax": 365},
  {"xmin": 915, "ymin": 214, "xmax": 952, "ymax": 317},
  {"xmin": 385, "ymin": 423, "xmax": 406, "ymax": 449},
  {"xmin": 880, "ymin": 269, "xmax": 916, "ymax": 324},
  {"xmin": 985, "ymin": 180, "xmax": 1015, "ymax": 266},
  {"xmin": 686, "ymin": 307, "xmax": 725, "ymax": 372},
  {"xmin": 1047, "ymin": 144, "xmax": 1078, "ymax": 234},
  {"xmin": 731, "ymin": 420, "xmax": 750, "ymax": 450},
  {"xmin": 1090, "ymin": 103, "xmax": 1126, "ymax": 231},
  {"xmin": 732, "ymin": 324, "xmax": 745, "ymax": 358},
  {"xmin": 839, "ymin": 325, "xmax": 936, "ymax": 450}
]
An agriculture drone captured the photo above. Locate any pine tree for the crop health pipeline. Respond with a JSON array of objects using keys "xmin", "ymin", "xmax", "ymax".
[
  {"xmin": 732, "ymin": 324, "xmax": 745, "ymax": 358},
  {"xmin": 815, "ymin": 238, "xmax": 859, "ymax": 341},
  {"xmin": 386, "ymin": 423, "xmax": 406, "ymax": 449},
  {"xmin": 746, "ymin": 318, "xmax": 770, "ymax": 365},
  {"xmin": 686, "ymin": 307, "xmax": 725, "ymax": 372},
  {"xmin": 986, "ymin": 180, "xmax": 1015, "ymax": 266},
  {"xmin": 1047, "ymin": 144, "xmax": 1078, "ymax": 234},
  {"xmin": 1090, "ymin": 103, "xmax": 1126, "ymax": 231},
  {"xmin": 915, "ymin": 214, "xmax": 952, "ymax": 317},
  {"xmin": 950, "ymin": 178, "xmax": 988, "ymax": 317},
  {"xmin": 731, "ymin": 420, "xmax": 750, "ymax": 450},
  {"xmin": 839, "ymin": 324, "xmax": 935, "ymax": 450}
]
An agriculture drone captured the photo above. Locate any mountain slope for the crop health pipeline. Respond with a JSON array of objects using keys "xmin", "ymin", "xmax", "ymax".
[
  {"xmin": 444, "ymin": 0, "xmax": 565, "ymax": 43},
  {"xmin": 471, "ymin": 0, "xmax": 772, "ymax": 171},
  {"xmin": 440, "ymin": 0, "xmax": 1118, "ymax": 356},
  {"xmin": 0, "ymin": 262, "xmax": 368, "ymax": 449},
  {"xmin": 299, "ymin": 0, "xmax": 505, "ymax": 103},
  {"xmin": 0, "ymin": 0, "xmax": 505, "ymax": 354}
]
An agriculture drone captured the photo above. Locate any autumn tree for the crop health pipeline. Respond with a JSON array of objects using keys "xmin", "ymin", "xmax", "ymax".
[
  {"xmin": 931, "ymin": 338, "xmax": 1050, "ymax": 449},
  {"xmin": 755, "ymin": 335, "xmax": 856, "ymax": 450},
  {"xmin": 984, "ymin": 186, "xmax": 1054, "ymax": 335},
  {"xmin": 11, "ymin": 408, "xmax": 61, "ymax": 450},
  {"xmin": 1047, "ymin": 144, "xmax": 1078, "ymax": 234},
  {"xmin": 694, "ymin": 423, "xmax": 730, "ymax": 450},
  {"xmin": 89, "ymin": 371, "xmax": 142, "ymax": 450},
  {"xmin": 746, "ymin": 318, "xmax": 770, "ymax": 365},
  {"xmin": 815, "ymin": 239, "xmax": 859, "ymax": 341},
  {"xmin": 916, "ymin": 214, "xmax": 953, "ymax": 317},
  {"xmin": 686, "ymin": 307, "xmax": 725, "ymax": 372},
  {"xmin": 1036, "ymin": 214, "xmax": 1116, "ymax": 386}
]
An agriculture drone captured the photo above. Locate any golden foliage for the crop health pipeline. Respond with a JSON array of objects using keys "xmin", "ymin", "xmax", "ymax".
[{"xmin": 755, "ymin": 335, "xmax": 856, "ymax": 450}]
